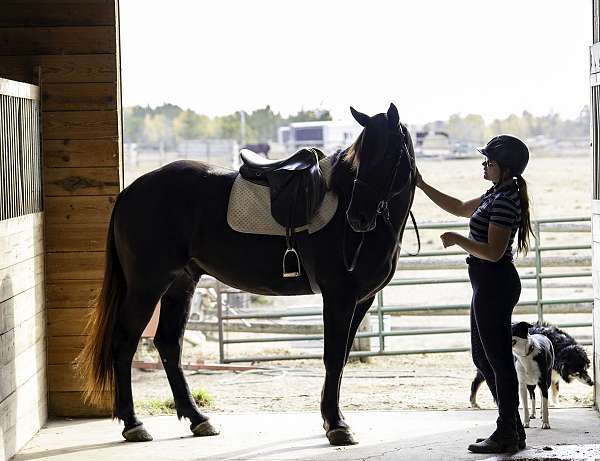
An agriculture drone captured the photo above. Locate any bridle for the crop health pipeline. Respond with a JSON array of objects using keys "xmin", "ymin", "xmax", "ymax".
[{"xmin": 342, "ymin": 129, "xmax": 420, "ymax": 272}]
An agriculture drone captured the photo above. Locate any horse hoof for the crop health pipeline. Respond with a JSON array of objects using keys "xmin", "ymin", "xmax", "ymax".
[
  {"xmin": 542, "ymin": 422, "xmax": 551, "ymax": 429},
  {"xmin": 191, "ymin": 420, "xmax": 220, "ymax": 437},
  {"xmin": 122, "ymin": 424, "xmax": 153, "ymax": 442},
  {"xmin": 326, "ymin": 428, "xmax": 357, "ymax": 446}
]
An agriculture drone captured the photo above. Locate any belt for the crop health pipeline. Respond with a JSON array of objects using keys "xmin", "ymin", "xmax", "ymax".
[{"xmin": 466, "ymin": 255, "xmax": 513, "ymax": 265}]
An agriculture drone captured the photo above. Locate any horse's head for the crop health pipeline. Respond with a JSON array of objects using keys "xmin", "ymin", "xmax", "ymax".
[{"xmin": 345, "ymin": 103, "xmax": 414, "ymax": 232}]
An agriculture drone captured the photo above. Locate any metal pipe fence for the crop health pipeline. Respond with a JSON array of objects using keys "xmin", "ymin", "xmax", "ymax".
[{"xmin": 187, "ymin": 216, "xmax": 593, "ymax": 363}]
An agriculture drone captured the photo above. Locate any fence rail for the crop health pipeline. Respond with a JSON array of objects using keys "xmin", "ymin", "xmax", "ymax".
[{"xmin": 188, "ymin": 216, "xmax": 593, "ymax": 363}]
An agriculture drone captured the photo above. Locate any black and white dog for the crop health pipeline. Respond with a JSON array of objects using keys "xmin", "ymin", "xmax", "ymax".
[
  {"xmin": 511, "ymin": 321, "xmax": 554, "ymax": 429},
  {"xmin": 470, "ymin": 321, "xmax": 594, "ymax": 412},
  {"xmin": 529, "ymin": 322, "xmax": 594, "ymax": 400}
]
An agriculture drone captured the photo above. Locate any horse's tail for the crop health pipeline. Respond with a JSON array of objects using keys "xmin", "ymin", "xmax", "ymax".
[{"xmin": 75, "ymin": 195, "xmax": 124, "ymax": 409}]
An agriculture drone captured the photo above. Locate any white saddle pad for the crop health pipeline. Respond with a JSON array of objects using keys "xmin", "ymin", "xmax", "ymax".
[{"xmin": 227, "ymin": 155, "xmax": 338, "ymax": 236}]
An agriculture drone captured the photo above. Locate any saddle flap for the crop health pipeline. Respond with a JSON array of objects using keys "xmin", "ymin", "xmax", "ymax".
[{"xmin": 268, "ymin": 164, "xmax": 326, "ymax": 228}]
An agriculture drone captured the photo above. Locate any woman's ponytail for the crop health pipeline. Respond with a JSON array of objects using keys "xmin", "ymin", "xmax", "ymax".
[{"xmin": 516, "ymin": 174, "xmax": 533, "ymax": 255}]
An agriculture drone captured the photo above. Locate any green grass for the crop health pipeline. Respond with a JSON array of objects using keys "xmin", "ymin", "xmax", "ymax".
[{"xmin": 135, "ymin": 389, "xmax": 214, "ymax": 415}]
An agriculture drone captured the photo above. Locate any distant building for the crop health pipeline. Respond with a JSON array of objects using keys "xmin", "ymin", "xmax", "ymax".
[{"xmin": 278, "ymin": 121, "xmax": 363, "ymax": 154}]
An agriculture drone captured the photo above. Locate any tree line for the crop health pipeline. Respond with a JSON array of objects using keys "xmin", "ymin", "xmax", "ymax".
[
  {"xmin": 124, "ymin": 103, "xmax": 590, "ymax": 147},
  {"xmin": 124, "ymin": 104, "xmax": 332, "ymax": 148},
  {"xmin": 431, "ymin": 108, "xmax": 590, "ymax": 144}
]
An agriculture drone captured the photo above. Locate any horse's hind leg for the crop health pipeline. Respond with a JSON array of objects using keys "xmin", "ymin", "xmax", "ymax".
[
  {"xmin": 154, "ymin": 268, "xmax": 219, "ymax": 437},
  {"xmin": 114, "ymin": 288, "xmax": 166, "ymax": 442}
]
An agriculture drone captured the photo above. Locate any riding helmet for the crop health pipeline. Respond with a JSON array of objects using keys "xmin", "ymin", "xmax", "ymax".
[{"xmin": 476, "ymin": 134, "xmax": 529, "ymax": 176}]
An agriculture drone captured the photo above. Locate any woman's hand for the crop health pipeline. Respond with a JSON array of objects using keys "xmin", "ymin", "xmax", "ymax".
[
  {"xmin": 440, "ymin": 232, "xmax": 459, "ymax": 248},
  {"xmin": 415, "ymin": 168, "xmax": 423, "ymax": 188}
]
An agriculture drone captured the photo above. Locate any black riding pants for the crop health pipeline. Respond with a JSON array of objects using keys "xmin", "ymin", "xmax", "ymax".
[{"xmin": 468, "ymin": 259, "xmax": 524, "ymax": 440}]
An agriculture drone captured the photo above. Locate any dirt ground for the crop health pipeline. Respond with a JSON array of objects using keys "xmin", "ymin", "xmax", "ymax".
[
  {"xmin": 130, "ymin": 152, "xmax": 595, "ymax": 414},
  {"xmin": 132, "ymin": 350, "xmax": 595, "ymax": 414}
]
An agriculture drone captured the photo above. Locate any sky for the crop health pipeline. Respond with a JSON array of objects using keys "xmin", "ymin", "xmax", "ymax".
[{"xmin": 119, "ymin": 1, "xmax": 592, "ymax": 125}]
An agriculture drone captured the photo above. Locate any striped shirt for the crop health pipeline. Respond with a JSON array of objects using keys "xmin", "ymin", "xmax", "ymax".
[{"xmin": 468, "ymin": 180, "xmax": 521, "ymax": 261}]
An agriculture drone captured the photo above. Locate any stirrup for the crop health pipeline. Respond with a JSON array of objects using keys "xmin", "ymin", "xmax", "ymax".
[{"xmin": 282, "ymin": 247, "xmax": 301, "ymax": 277}]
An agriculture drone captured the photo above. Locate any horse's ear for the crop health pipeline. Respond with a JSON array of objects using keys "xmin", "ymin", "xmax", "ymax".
[
  {"xmin": 350, "ymin": 107, "xmax": 370, "ymax": 127},
  {"xmin": 387, "ymin": 103, "xmax": 399, "ymax": 129}
]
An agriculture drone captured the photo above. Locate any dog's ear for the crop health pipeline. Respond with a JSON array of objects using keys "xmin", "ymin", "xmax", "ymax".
[{"xmin": 511, "ymin": 321, "xmax": 531, "ymax": 339}]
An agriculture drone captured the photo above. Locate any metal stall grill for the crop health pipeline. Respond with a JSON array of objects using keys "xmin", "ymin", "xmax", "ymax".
[{"xmin": 0, "ymin": 78, "xmax": 42, "ymax": 221}]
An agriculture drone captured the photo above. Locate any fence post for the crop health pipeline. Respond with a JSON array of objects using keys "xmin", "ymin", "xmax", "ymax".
[
  {"xmin": 534, "ymin": 220, "xmax": 544, "ymax": 322},
  {"xmin": 377, "ymin": 290, "xmax": 385, "ymax": 352},
  {"xmin": 216, "ymin": 281, "xmax": 225, "ymax": 363}
]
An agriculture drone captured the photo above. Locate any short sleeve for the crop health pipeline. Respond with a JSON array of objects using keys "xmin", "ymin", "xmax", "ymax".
[{"xmin": 489, "ymin": 195, "xmax": 519, "ymax": 229}]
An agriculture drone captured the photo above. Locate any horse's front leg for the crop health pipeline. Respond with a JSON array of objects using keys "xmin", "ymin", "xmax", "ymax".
[{"xmin": 321, "ymin": 292, "xmax": 357, "ymax": 446}]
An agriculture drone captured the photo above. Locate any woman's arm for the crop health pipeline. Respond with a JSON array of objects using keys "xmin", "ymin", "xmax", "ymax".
[
  {"xmin": 441, "ymin": 224, "xmax": 512, "ymax": 262},
  {"xmin": 417, "ymin": 171, "xmax": 480, "ymax": 218}
]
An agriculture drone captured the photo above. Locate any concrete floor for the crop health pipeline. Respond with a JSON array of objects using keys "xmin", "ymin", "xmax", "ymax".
[{"xmin": 14, "ymin": 408, "xmax": 600, "ymax": 461}]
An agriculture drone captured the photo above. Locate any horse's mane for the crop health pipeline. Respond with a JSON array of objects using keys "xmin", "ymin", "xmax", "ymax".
[{"xmin": 343, "ymin": 129, "xmax": 364, "ymax": 172}]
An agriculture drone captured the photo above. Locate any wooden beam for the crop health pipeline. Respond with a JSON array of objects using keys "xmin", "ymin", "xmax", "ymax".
[
  {"xmin": 45, "ymin": 222, "xmax": 108, "ymax": 251},
  {"xmin": 0, "ymin": 4, "xmax": 116, "ymax": 27},
  {"xmin": 0, "ymin": 54, "xmax": 116, "ymax": 84},
  {"xmin": 45, "ymin": 251, "xmax": 104, "ymax": 281},
  {"xmin": 0, "ymin": 311, "xmax": 45, "ymax": 366},
  {"xmin": 49, "ymin": 391, "xmax": 111, "ymax": 417},
  {"xmin": 47, "ymin": 308, "xmax": 92, "ymax": 336},
  {"xmin": 44, "ymin": 166, "xmax": 120, "ymax": 196},
  {"xmin": 0, "ymin": 27, "xmax": 116, "ymax": 55},
  {"xmin": 46, "ymin": 280, "xmax": 101, "ymax": 309},
  {"xmin": 47, "ymin": 363, "xmax": 85, "ymax": 391},
  {"xmin": 0, "ymin": 337, "xmax": 45, "ymax": 402},
  {"xmin": 0, "ymin": 255, "xmax": 44, "ymax": 303},
  {"xmin": 44, "ymin": 139, "xmax": 119, "ymax": 167},
  {"xmin": 47, "ymin": 335, "xmax": 87, "ymax": 365},
  {"xmin": 42, "ymin": 82, "xmax": 116, "ymax": 111},
  {"xmin": 0, "ymin": 367, "xmax": 47, "ymax": 461},
  {"xmin": 44, "ymin": 195, "xmax": 115, "ymax": 224},
  {"xmin": 0, "ymin": 283, "xmax": 44, "ymax": 335},
  {"xmin": 43, "ymin": 111, "xmax": 118, "ymax": 140},
  {"xmin": 0, "ymin": 219, "xmax": 44, "ymax": 270}
]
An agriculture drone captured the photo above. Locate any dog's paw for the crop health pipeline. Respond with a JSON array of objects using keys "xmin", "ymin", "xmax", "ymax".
[{"xmin": 542, "ymin": 422, "xmax": 551, "ymax": 429}]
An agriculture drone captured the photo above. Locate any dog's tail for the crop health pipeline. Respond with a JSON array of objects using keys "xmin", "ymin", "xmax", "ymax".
[{"xmin": 469, "ymin": 369, "xmax": 486, "ymax": 409}]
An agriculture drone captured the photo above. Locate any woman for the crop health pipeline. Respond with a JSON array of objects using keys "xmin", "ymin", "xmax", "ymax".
[{"xmin": 416, "ymin": 134, "xmax": 532, "ymax": 454}]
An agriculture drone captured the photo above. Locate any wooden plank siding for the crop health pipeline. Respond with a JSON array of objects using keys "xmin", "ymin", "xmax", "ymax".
[
  {"xmin": 0, "ymin": 55, "xmax": 117, "ymax": 84},
  {"xmin": 0, "ymin": 213, "xmax": 46, "ymax": 460},
  {"xmin": 0, "ymin": 0, "xmax": 121, "ymax": 422}
]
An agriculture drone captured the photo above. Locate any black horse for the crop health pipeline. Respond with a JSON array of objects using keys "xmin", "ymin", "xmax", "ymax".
[{"xmin": 77, "ymin": 103, "xmax": 417, "ymax": 446}]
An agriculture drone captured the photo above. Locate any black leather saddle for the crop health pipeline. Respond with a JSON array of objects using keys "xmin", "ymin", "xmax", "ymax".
[{"xmin": 239, "ymin": 147, "xmax": 327, "ymax": 229}]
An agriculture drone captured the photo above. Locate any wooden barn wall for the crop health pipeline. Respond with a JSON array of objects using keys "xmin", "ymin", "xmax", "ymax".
[
  {"xmin": 0, "ymin": 215, "xmax": 46, "ymax": 461},
  {"xmin": 0, "ymin": 79, "xmax": 46, "ymax": 461},
  {"xmin": 0, "ymin": 1, "xmax": 122, "ymax": 419}
]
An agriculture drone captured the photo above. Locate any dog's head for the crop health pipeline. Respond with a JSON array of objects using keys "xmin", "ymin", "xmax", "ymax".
[
  {"xmin": 557, "ymin": 345, "xmax": 594, "ymax": 386},
  {"xmin": 511, "ymin": 321, "xmax": 533, "ymax": 356}
]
